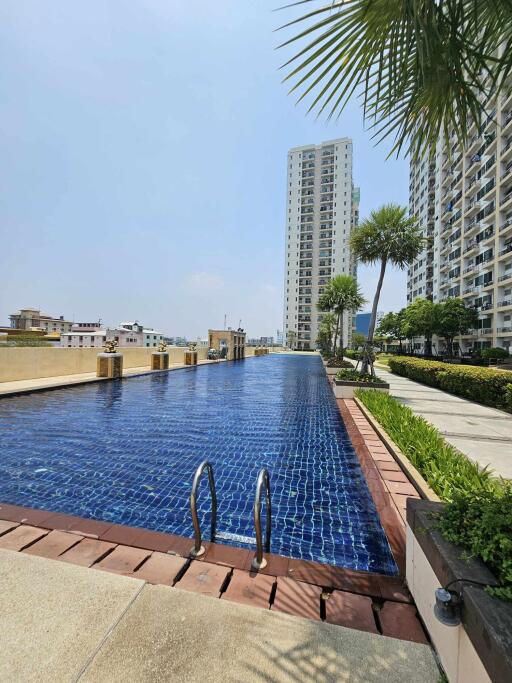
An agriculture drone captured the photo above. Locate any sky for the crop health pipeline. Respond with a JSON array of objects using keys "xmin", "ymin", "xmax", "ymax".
[{"xmin": 0, "ymin": 1, "xmax": 409, "ymax": 338}]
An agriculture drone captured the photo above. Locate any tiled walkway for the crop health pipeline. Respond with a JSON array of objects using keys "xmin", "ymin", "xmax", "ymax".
[
  {"xmin": 0, "ymin": 550, "xmax": 439, "ymax": 682},
  {"xmin": 375, "ymin": 366, "xmax": 512, "ymax": 479}
]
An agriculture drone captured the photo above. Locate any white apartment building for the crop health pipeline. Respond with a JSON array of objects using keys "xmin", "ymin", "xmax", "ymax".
[
  {"xmin": 407, "ymin": 87, "xmax": 512, "ymax": 353},
  {"xmin": 61, "ymin": 321, "xmax": 165, "ymax": 348},
  {"xmin": 283, "ymin": 138, "xmax": 359, "ymax": 351}
]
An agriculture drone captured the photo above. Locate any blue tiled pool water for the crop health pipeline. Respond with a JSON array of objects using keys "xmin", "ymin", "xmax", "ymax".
[{"xmin": 0, "ymin": 354, "xmax": 397, "ymax": 574}]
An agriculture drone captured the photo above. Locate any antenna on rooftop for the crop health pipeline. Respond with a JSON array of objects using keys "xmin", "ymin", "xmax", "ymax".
[{"xmin": 224, "ymin": 313, "xmax": 227, "ymax": 330}]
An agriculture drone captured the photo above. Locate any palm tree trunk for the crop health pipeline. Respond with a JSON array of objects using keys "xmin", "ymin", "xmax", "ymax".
[
  {"xmin": 332, "ymin": 317, "xmax": 339, "ymax": 356},
  {"xmin": 362, "ymin": 258, "xmax": 387, "ymax": 374},
  {"xmin": 338, "ymin": 309, "xmax": 344, "ymax": 356}
]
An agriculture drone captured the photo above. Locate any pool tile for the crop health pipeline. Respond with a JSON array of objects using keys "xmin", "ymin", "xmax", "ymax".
[
  {"xmin": 59, "ymin": 538, "xmax": 117, "ymax": 567},
  {"xmin": 23, "ymin": 530, "xmax": 81, "ymax": 558},
  {"xmin": 175, "ymin": 560, "xmax": 231, "ymax": 597},
  {"xmin": 272, "ymin": 577, "xmax": 321, "ymax": 621},
  {"xmin": 132, "ymin": 552, "xmax": 187, "ymax": 585},
  {"xmin": 325, "ymin": 590, "xmax": 378, "ymax": 633},
  {"xmin": 222, "ymin": 569, "xmax": 275, "ymax": 608},
  {"xmin": 0, "ymin": 525, "xmax": 48, "ymax": 551},
  {"xmin": 0, "ymin": 355, "xmax": 397, "ymax": 575},
  {"xmin": 95, "ymin": 545, "xmax": 151, "ymax": 574}
]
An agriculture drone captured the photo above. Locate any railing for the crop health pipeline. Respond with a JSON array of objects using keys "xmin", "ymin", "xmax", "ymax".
[
  {"xmin": 251, "ymin": 469, "xmax": 272, "ymax": 571},
  {"xmin": 189, "ymin": 461, "xmax": 217, "ymax": 557}
]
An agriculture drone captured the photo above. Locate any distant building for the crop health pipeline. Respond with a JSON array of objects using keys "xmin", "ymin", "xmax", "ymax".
[
  {"xmin": 355, "ymin": 312, "xmax": 384, "ymax": 338},
  {"xmin": 60, "ymin": 320, "xmax": 164, "ymax": 348},
  {"xmin": 208, "ymin": 329, "xmax": 246, "ymax": 360},
  {"xmin": 355, "ymin": 313, "xmax": 371, "ymax": 336},
  {"xmin": 283, "ymin": 138, "xmax": 360, "ymax": 350},
  {"xmin": 10, "ymin": 308, "xmax": 72, "ymax": 334},
  {"xmin": 119, "ymin": 322, "xmax": 164, "ymax": 348}
]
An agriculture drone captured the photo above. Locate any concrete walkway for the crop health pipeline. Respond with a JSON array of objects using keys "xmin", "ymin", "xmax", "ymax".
[
  {"xmin": 0, "ymin": 360, "xmax": 220, "ymax": 397},
  {"xmin": 375, "ymin": 366, "xmax": 512, "ymax": 479},
  {"xmin": 0, "ymin": 550, "xmax": 438, "ymax": 683}
]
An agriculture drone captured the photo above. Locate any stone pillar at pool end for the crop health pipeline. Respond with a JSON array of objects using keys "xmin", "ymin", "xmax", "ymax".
[{"xmin": 97, "ymin": 339, "xmax": 123, "ymax": 378}]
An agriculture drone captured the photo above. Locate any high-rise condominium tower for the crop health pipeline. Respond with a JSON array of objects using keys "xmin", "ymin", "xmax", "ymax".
[
  {"xmin": 407, "ymin": 89, "xmax": 512, "ymax": 353},
  {"xmin": 283, "ymin": 138, "xmax": 359, "ymax": 351}
]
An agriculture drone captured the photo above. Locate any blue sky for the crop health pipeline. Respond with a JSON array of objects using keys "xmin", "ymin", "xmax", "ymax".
[{"xmin": 0, "ymin": 1, "xmax": 408, "ymax": 338}]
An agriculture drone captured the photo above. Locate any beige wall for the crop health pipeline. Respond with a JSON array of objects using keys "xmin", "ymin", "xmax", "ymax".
[{"xmin": 0, "ymin": 347, "xmax": 209, "ymax": 383}]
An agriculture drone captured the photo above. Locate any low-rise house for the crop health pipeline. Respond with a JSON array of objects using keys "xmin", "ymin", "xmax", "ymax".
[{"xmin": 10, "ymin": 308, "xmax": 72, "ymax": 334}]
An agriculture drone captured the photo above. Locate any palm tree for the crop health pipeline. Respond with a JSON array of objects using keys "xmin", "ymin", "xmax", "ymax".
[
  {"xmin": 317, "ymin": 274, "xmax": 366, "ymax": 356},
  {"xmin": 277, "ymin": 1, "xmax": 512, "ymax": 158},
  {"xmin": 286, "ymin": 329, "xmax": 297, "ymax": 349},
  {"xmin": 317, "ymin": 311, "xmax": 337, "ymax": 355},
  {"xmin": 350, "ymin": 204, "xmax": 424, "ymax": 372}
]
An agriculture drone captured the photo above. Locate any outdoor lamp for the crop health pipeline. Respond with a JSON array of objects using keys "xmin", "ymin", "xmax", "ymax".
[{"xmin": 434, "ymin": 587, "xmax": 461, "ymax": 627}]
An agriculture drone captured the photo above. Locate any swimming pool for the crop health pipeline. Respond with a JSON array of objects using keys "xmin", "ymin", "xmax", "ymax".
[{"xmin": 0, "ymin": 354, "xmax": 397, "ymax": 574}]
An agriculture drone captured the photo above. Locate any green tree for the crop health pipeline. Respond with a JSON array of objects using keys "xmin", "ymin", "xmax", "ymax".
[
  {"xmin": 277, "ymin": 1, "xmax": 512, "ymax": 158},
  {"xmin": 435, "ymin": 298, "xmax": 479, "ymax": 355},
  {"xmin": 352, "ymin": 331, "xmax": 366, "ymax": 348},
  {"xmin": 403, "ymin": 299, "xmax": 439, "ymax": 356},
  {"xmin": 350, "ymin": 204, "xmax": 424, "ymax": 372},
  {"xmin": 376, "ymin": 310, "xmax": 407, "ymax": 352},
  {"xmin": 317, "ymin": 274, "xmax": 366, "ymax": 356},
  {"xmin": 286, "ymin": 329, "xmax": 297, "ymax": 349}
]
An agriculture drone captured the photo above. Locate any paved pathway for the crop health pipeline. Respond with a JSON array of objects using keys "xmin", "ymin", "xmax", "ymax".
[
  {"xmin": 375, "ymin": 366, "xmax": 512, "ymax": 479},
  {"xmin": 0, "ymin": 549, "xmax": 439, "ymax": 682}
]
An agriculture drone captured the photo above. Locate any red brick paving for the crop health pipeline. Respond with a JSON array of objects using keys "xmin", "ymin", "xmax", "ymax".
[
  {"xmin": 23, "ymin": 530, "xmax": 81, "ymax": 559},
  {"xmin": 379, "ymin": 602, "xmax": 428, "ymax": 644},
  {"xmin": 272, "ymin": 577, "xmax": 322, "ymax": 621},
  {"xmin": 325, "ymin": 590, "xmax": 378, "ymax": 633},
  {"xmin": 221, "ymin": 569, "xmax": 275, "ymax": 608},
  {"xmin": 59, "ymin": 538, "xmax": 117, "ymax": 567},
  {"xmin": 175, "ymin": 560, "xmax": 231, "ymax": 597},
  {"xmin": 0, "ymin": 524, "xmax": 48, "ymax": 551},
  {"xmin": 0, "ymin": 520, "xmax": 19, "ymax": 536},
  {"xmin": 95, "ymin": 545, "xmax": 151, "ymax": 574},
  {"xmin": 132, "ymin": 552, "xmax": 187, "ymax": 585}
]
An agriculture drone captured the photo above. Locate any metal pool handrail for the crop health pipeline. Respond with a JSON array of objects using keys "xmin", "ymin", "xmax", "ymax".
[
  {"xmin": 189, "ymin": 460, "xmax": 217, "ymax": 557},
  {"xmin": 251, "ymin": 468, "xmax": 272, "ymax": 570}
]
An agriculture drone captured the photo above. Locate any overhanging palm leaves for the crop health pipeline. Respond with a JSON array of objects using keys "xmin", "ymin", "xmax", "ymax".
[{"xmin": 276, "ymin": 1, "xmax": 512, "ymax": 157}]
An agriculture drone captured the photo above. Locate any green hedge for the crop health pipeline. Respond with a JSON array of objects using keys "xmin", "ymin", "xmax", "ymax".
[
  {"xmin": 388, "ymin": 356, "xmax": 512, "ymax": 410},
  {"xmin": 344, "ymin": 349, "xmax": 361, "ymax": 360},
  {"xmin": 356, "ymin": 388, "xmax": 511, "ymax": 601}
]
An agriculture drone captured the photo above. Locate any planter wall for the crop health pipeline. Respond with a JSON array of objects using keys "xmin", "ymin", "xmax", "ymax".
[
  {"xmin": 332, "ymin": 380, "xmax": 389, "ymax": 399},
  {"xmin": 407, "ymin": 500, "xmax": 511, "ymax": 683}
]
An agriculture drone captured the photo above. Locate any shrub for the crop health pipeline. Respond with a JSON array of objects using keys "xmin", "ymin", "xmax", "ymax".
[
  {"xmin": 344, "ymin": 349, "xmax": 360, "ymax": 360},
  {"xmin": 326, "ymin": 357, "xmax": 353, "ymax": 368},
  {"xmin": 506, "ymin": 384, "xmax": 512, "ymax": 411},
  {"xmin": 356, "ymin": 388, "xmax": 510, "ymax": 601},
  {"xmin": 336, "ymin": 369, "xmax": 385, "ymax": 383},
  {"xmin": 355, "ymin": 389, "xmax": 497, "ymax": 501},
  {"xmin": 480, "ymin": 347, "xmax": 509, "ymax": 360},
  {"xmin": 388, "ymin": 356, "xmax": 512, "ymax": 410},
  {"xmin": 437, "ymin": 486, "xmax": 512, "ymax": 601}
]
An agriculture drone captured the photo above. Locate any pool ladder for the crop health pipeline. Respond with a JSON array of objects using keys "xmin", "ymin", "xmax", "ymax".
[{"xmin": 189, "ymin": 460, "xmax": 271, "ymax": 569}]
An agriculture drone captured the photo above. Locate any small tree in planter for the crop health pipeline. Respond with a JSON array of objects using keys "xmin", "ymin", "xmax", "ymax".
[
  {"xmin": 350, "ymin": 204, "xmax": 424, "ymax": 373},
  {"xmin": 403, "ymin": 298, "xmax": 439, "ymax": 356},
  {"xmin": 317, "ymin": 312, "xmax": 337, "ymax": 357},
  {"xmin": 317, "ymin": 274, "xmax": 366, "ymax": 358}
]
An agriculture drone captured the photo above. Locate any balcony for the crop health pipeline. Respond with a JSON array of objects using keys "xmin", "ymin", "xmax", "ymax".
[
  {"xmin": 497, "ymin": 299, "xmax": 512, "ymax": 308},
  {"xmin": 497, "ymin": 326, "xmax": 512, "ymax": 334},
  {"xmin": 498, "ymin": 272, "xmax": 512, "ymax": 283},
  {"xmin": 499, "ymin": 243, "xmax": 512, "ymax": 258}
]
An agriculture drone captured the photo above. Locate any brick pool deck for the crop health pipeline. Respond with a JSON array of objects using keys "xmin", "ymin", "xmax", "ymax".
[{"xmin": 0, "ymin": 398, "xmax": 425, "ymax": 644}]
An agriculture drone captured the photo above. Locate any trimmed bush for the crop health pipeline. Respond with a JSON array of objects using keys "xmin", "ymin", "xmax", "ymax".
[
  {"xmin": 326, "ymin": 357, "xmax": 353, "ymax": 368},
  {"xmin": 438, "ymin": 486, "xmax": 512, "ymax": 602},
  {"xmin": 344, "ymin": 349, "xmax": 361, "ymax": 360},
  {"xmin": 481, "ymin": 347, "xmax": 510, "ymax": 360},
  {"xmin": 335, "ymin": 369, "xmax": 383, "ymax": 383},
  {"xmin": 388, "ymin": 356, "xmax": 512, "ymax": 410}
]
